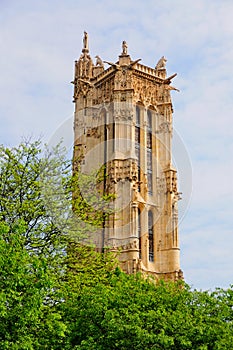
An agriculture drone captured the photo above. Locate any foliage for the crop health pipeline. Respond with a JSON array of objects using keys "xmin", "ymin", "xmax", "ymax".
[
  {"xmin": 0, "ymin": 221, "xmax": 66, "ymax": 349},
  {"xmin": 1, "ymin": 140, "xmax": 233, "ymax": 349},
  {"xmin": 60, "ymin": 265, "xmax": 233, "ymax": 350},
  {"xmin": 0, "ymin": 140, "xmax": 113, "ymax": 251},
  {"xmin": 71, "ymin": 163, "xmax": 115, "ymax": 243},
  {"xmin": 0, "ymin": 139, "xmax": 116, "ymax": 348},
  {"xmin": 0, "ymin": 140, "xmax": 70, "ymax": 255}
]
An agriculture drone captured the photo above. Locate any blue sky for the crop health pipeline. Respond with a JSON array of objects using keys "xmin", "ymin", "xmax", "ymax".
[{"xmin": 1, "ymin": 0, "xmax": 233, "ymax": 290}]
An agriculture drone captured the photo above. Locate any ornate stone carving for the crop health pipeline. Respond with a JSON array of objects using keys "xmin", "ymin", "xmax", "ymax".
[
  {"xmin": 121, "ymin": 40, "xmax": 128, "ymax": 55},
  {"xmin": 132, "ymin": 77, "xmax": 160, "ymax": 106},
  {"xmin": 164, "ymin": 169, "xmax": 178, "ymax": 194},
  {"xmin": 157, "ymin": 121, "xmax": 171, "ymax": 134},
  {"xmin": 95, "ymin": 55, "xmax": 104, "ymax": 68},
  {"xmin": 110, "ymin": 238, "xmax": 138, "ymax": 251},
  {"xmin": 74, "ymin": 118, "xmax": 84, "ymax": 129},
  {"xmin": 74, "ymin": 53, "xmax": 93, "ymax": 80},
  {"xmin": 114, "ymin": 68, "xmax": 133, "ymax": 90},
  {"xmin": 74, "ymin": 80, "xmax": 94, "ymax": 100},
  {"xmin": 72, "ymin": 32, "xmax": 94, "ymax": 101},
  {"xmin": 114, "ymin": 108, "xmax": 133, "ymax": 121},
  {"xmin": 92, "ymin": 78, "xmax": 114, "ymax": 105},
  {"xmin": 155, "ymin": 56, "xmax": 167, "ymax": 70},
  {"xmin": 108, "ymin": 159, "xmax": 137, "ymax": 183},
  {"xmin": 156, "ymin": 176, "xmax": 166, "ymax": 194},
  {"xmin": 83, "ymin": 31, "xmax": 89, "ymax": 51},
  {"xmin": 86, "ymin": 127, "xmax": 100, "ymax": 138}
]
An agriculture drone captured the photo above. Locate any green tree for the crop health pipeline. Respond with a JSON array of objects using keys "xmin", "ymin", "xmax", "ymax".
[
  {"xmin": 0, "ymin": 140, "xmax": 115, "ymax": 349},
  {"xmin": 60, "ymin": 266, "xmax": 233, "ymax": 349},
  {"xmin": 0, "ymin": 140, "xmax": 70, "ymax": 255},
  {"xmin": 0, "ymin": 140, "xmax": 112, "ymax": 251},
  {"xmin": 1, "ymin": 140, "xmax": 233, "ymax": 350},
  {"xmin": 0, "ymin": 221, "xmax": 66, "ymax": 349}
]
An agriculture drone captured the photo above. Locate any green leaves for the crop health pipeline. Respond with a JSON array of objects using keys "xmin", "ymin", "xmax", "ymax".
[
  {"xmin": 60, "ymin": 267, "xmax": 233, "ymax": 349},
  {"xmin": 0, "ymin": 140, "xmax": 67, "ymax": 254},
  {"xmin": 1, "ymin": 139, "xmax": 233, "ymax": 349},
  {"xmin": 0, "ymin": 221, "xmax": 67, "ymax": 349}
]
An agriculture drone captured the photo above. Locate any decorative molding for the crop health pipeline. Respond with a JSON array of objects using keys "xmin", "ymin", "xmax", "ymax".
[
  {"xmin": 156, "ymin": 176, "xmax": 166, "ymax": 194},
  {"xmin": 114, "ymin": 108, "xmax": 134, "ymax": 121},
  {"xmin": 109, "ymin": 238, "xmax": 138, "ymax": 251},
  {"xmin": 164, "ymin": 169, "xmax": 178, "ymax": 195},
  {"xmin": 157, "ymin": 121, "xmax": 171, "ymax": 134},
  {"xmin": 114, "ymin": 68, "xmax": 133, "ymax": 90},
  {"xmin": 108, "ymin": 159, "xmax": 137, "ymax": 183}
]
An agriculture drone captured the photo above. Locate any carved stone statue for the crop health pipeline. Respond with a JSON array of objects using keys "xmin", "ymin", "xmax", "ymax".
[
  {"xmin": 122, "ymin": 40, "xmax": 128, "ymax": 55},
  {"xmin": 83, "ymin": 31, "xmax": 88, "ymax": 51},
  {"xmin": 155, "ymin": 56, "xmax": 167, "ymax": 70},
  {"xmin": 95, "ymin": 55, "xmax": 104, "ymax": 68}
]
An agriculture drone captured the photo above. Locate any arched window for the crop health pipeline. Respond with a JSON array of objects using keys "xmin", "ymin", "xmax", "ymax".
[
  {"xmin": 138, "ymin": 208, "xmax": 141, "ymax": 258},
  {"xmin": 135, "ymin": 106, "xmax": 141, "ymax": 191},
  {"xmin": 148, "ymin": 210, "xmax": 154, "ymax": 261},
  {"xmin": 147, "ymin": 110, "xmax": 153, "ymax": 195}
]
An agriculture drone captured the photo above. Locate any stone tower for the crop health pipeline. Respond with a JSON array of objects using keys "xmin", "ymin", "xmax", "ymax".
[{"xmin": 72, "ymin": 32, "xmax": 183, "ymax": 281}]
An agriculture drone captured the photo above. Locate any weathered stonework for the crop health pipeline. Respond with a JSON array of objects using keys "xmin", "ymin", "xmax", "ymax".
[{"xmin": 72, "ymin": 32, "xmax": 183, "ymax": 282}]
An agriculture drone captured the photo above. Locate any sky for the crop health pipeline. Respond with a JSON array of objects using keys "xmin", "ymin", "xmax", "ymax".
[{"xmin": 1, "ymin": 0, "xmax": 233, "ymax": 290}]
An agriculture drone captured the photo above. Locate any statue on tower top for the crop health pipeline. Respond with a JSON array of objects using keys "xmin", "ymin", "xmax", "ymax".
[
  {"xmin": 82, "ymin": 31, "xmax": 89, "ymax": 52},
  {"xmin": 122, "ymin": 40, "xmax": 128, "ymax": 55}
]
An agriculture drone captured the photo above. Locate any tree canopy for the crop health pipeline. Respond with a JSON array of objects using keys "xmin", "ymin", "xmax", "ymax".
[{"xmin": 0, "ymin": 140, "xmax": 233, "ymax": 349}]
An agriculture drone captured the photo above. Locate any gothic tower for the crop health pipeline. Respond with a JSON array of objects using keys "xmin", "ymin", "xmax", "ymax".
[{"xmin": 72, "ymin": 32, "xmax": 183, "ymax": 281}]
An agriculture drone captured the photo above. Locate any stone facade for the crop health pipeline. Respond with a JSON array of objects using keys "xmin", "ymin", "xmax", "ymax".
[{"xmin": 72, "ymin": 32, "xmax": 183, "ymax": 281}]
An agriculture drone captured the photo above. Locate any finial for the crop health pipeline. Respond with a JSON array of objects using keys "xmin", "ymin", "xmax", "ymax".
[
  {"xmin": 121, "ymin": 40, "xmax": 128, "ymax": 55},
  {"xmin": 82, "ymin": 31, "xmax": 89, "ymax": 52}
]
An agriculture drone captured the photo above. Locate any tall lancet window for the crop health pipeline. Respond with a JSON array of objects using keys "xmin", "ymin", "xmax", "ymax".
[
  {"xmin": 112, "ymin": 121, "xmax": 115, "ymax": 152},
  {"xmin": 138, "ymin": 208, "xmax": 141, "ymax": 259},
  {"xmin": 135, "ymin": 106, "xmax": 141, "ymax": 191},
  {"xmin": 148, "ymin": 210, "xmax": 154, "ymax": 262},
  {"xmin": 147, "ymin": 110, "xmax": 153, "ymax": 195}
]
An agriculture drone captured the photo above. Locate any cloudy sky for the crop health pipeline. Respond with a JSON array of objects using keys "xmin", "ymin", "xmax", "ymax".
[{"xmin": 1, "ymin": 0, "xmax": 233, "ymax": 290}]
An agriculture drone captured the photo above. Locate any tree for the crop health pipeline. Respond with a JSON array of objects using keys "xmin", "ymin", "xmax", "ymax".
[
  {"xmin": 0, "ymin": 140, "xmax": 114, "ymax": 253},
  {"xmin": 0, "ymin": 139, "xmax": 115, "ymax": 349},
  {"xmin": 0, "ymin": 221, "xmax": 66, "ymax": 349},
  {"xmin": 60, "ymin": 265, "xmax": 233, "ymax": 349},
  {"xmin": 1, "ymin": 140, "xmax": 233, "ymax": 349},
  {"xmin": 0, "ymin": 140, "xmax": 70, "ymax": 255}
]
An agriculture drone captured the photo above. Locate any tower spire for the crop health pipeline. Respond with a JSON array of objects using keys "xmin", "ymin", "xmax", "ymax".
[{"xmin": 72, "ymin": 32, "xmax": 93, "ymax": 101}]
